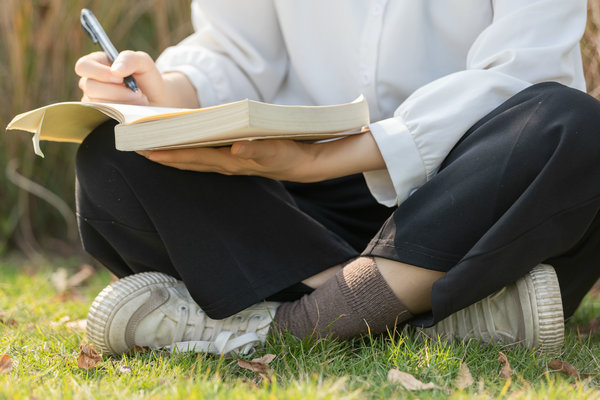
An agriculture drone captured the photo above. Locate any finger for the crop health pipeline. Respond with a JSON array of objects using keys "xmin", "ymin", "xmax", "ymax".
[
  {"xmin": 146, "ymin": 147, "xmax": 231, "ymax": 165},
  {"xmin": 75, "ymin": 52, "xmax": 123, "ymax": 83},
  {"xmin": 110, "ymin": 51, "xmax": 165, "ymax": 101},
  {"xmin": 147, "ymin": 147, "xmax": 251, "ymax": 174},
  {"xmin": 150, "ymin": 160, "xmax": 233, "ymax": 174},
  {"xmin": 230, "ymin": 140, "xmax": 279, "ymax": 159},
  {"xmin": 110, "ymin": 50, "xmax": 156, "ymax": 76},
  {"xmin": 139, "ymin": 150, "xmax": 232, "ymax": 173},
  {"xmin": 79, "ymin": 77, "xmax": 146, "ymax": 104},
  {"xmin": 230, "ymin": 141, "xmax": 251, "ymax": 158}
]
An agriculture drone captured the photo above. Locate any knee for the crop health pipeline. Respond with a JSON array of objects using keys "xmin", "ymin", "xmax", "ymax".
[
  {"xmin": 75, "ymin": 120, "xmax": 147, "ymax": 213},
  {"xmin": 532, "ymin": 83, "xmax": 600, "ymax": 142},
  {"xmin": 76, "ymin": 120, "xmax": 119, "ymax": 182},
  {"xmin": 526, "ymin": 83, "xmax": 600, "ymax": 161}
]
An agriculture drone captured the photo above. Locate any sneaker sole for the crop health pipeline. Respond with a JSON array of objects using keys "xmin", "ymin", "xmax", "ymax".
[
  {"xmin": 87, "ymin": 271, "xmax": 178, "ymax": 355},
  {"xmin": 525, "ymin": 264, "xmax": 564, "ymax": 352}
]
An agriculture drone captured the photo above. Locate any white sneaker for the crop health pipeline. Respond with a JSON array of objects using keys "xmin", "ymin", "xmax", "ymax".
[
  {"xmin": 86, "ymin": 272, "xmax": 279, "ymax": 357},
  {"xmin": 419, "ymin": 264, "xmax": 564, "ymax": 352}
]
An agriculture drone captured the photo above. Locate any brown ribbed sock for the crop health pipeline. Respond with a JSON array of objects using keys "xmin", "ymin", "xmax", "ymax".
[{"xmin": 272, "ymin": 257, "xmax": 413, "ymax": 339}]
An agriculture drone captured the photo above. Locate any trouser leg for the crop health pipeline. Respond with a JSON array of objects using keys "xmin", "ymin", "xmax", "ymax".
[
  {"xmin": 364, "ymin": 82, "xmax": 600, "ymax": 324},
  {"xmin": 75, "ymin": 122, "xmax": 392, "ymax": 318},
  {"xmin": 545, "ymin": 208, "xmax": 600, "ymax": 319}
]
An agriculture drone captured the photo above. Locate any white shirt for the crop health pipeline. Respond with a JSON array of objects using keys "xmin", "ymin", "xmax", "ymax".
[{"xmin": 156, "ymin": 0, "xmax": 587, "ymax": 207}]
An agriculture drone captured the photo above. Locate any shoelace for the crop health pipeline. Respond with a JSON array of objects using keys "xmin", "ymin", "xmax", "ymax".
[
  {"xmin": 165, "ymin": 306, "xmax": 265, "ymax": 356},
  {"xmin": 451, "ymin": 288, "xmax": 514, "ymax": 342},
  {"xmin": 172, "ymin": 305, "xmax": 190, "ymax": 343}
]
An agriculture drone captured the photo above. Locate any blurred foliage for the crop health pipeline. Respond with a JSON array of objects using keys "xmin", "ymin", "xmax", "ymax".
[
  {"xmin": 0, "ymin": 0, "xmax": 192, "ymax": 257},
  {"xmin": 1, "ymin": 1, "xmax": 600, "ymax": 258},
  {"xmin": 584, "ymin": 0, "xmax": 600, "ymax": 98}
]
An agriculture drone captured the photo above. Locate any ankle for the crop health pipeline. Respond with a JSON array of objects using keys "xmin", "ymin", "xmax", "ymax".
[
  {"xmin": 374, "ymin": 257, "xmax": 445, "ymax": 314},
  {"xmin": 301, "ymin": 264, "xmax": 342, "ymax": 289},
  {"xmin": 273, "ymin": 257, "xmax": 413, "ymax": 339}
]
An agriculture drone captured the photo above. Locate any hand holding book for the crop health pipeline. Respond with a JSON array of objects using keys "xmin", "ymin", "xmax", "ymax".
[
  {"xmin": 138, "ymin": 127, "xmax": 384, "ymax": 183},
  {"xmin": 8, "ymin": 39, "xmax": 382, "ymax": 181}
]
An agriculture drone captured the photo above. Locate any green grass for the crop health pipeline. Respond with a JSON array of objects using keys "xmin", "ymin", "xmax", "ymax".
[{"xmin": 1, "ymin": 258, "xmax": 599, "ymax": 399}]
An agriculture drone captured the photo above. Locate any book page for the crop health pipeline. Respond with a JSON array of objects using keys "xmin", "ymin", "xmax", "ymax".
[
  {"xmin": 7, "ymin": 103, "xmax": 117, "ymax": 143},
  {"xmin": 6, "ymin": 102, "xmax": 193, "ymax": 146},
  {"xmin": 104, "ymin": 103, "xmax": 195, "ymax": 124}
]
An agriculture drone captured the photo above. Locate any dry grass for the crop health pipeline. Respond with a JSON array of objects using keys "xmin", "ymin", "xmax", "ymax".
[
  {"xmin": 1, "ymin": 1, "xmax": 600, "ymax": 256},
  {"xmin": 0, "ymin": 0, "xmax": 192, "ymax": 256},
  {"xmin": 584, "ymin": 0, "xmax": 600, "ymax": 97}
]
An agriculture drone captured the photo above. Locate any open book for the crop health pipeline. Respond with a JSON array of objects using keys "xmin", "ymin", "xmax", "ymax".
[{"xmin": 6, "ymin": 96, "xmax": 369, "ymax": 157}]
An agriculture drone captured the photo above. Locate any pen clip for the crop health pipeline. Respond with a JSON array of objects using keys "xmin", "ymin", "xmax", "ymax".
[{"xmin": 80, "ymin": 9, "xmax": 98, "ymax": 44}]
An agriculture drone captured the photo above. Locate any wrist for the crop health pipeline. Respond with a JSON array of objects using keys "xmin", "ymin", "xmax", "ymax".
[
  {"xmin": 301, "ymin": 131, "xmax": 386, "ymax": 182},
  {"xmin": 160, "ymin": 72, "xmax": 201, "ymax": 108}
]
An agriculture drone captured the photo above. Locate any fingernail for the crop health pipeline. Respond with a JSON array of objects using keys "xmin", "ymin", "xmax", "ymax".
[{"xmin": 235, "ymin": 143, "xmax": 246, "ymax": 155}]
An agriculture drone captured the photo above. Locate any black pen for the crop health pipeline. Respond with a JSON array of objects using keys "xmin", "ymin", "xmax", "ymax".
[{"xmin": 80, "ymin": 8, "xmax": 139, "ymax": 92}]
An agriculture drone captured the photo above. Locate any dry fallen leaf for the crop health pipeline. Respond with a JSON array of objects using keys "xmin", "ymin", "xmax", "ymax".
[
  {"xmin": 127, "ymin": 346, "xmax": 150, "ymax": 355},
  {"xmin": 455, "ymin": 362, "xmax": 475, "ymax": 389},
  {"xmin": 0, "ymin": 355, "xmax": 12, "ymax": 374},
  {"xmin": 548, "ymin": 359, "xmax": 579, "ymax": 378},
  {"xmin": 65, "ymin": 319, "xmax": 87, "ymax": 331},
  {"xmin": 250, "ymin": 354, "xmax": 276, "ymax": 364},
  {"xmin": 50, "ymin": 268, "xmax": 69, "ymax": 293},
  {"xmin": 51, "ymin": 265, "xmax": 96, "ymax": 300},
  {"xmin": 0, "ymin": 318, "xmax": 18, "ymax": 327},
  {"xmin": 49, "ymin": 316, "xmax": 71, "ymax": 327},
  {"xmin": 387, "ymin": 368, "xmax": 443, "ymax": 391},
  {"xmin": 77, "ymin": 344, "xmax": 102, "ymax": 370},
  {"xmin": 547, "ymin": 359, "xmax": 596, "ymax": 379},
  {"xmin": 0, "ymin": 311, "xmax": 17, "ymax": 327},
  {"xmin": 66, "ymin": 264, "xmax": 96, "ymax": 287},
  {"xmin": 477, "ymin": 378, "xmax": 485, "ymax": 393},
  {"xmin": 117, "ymin": 364, "xmax": 133, "ymax": 375},
  {"xmin": 237, "ymin": 354, "xmax": 276, "ymax": 382},
  {"xmin": 52, "ymin": 289, "xmax": 86, "ymax": 303},
  {"xmin": 498, "ymin": 352, "xmax": 513, "ymax": 379}
]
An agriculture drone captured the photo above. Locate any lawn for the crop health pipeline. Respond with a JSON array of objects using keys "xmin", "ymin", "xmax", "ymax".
[{"xmin": 1, "ymin": 257, "xmax": 599, "ymax": 399}]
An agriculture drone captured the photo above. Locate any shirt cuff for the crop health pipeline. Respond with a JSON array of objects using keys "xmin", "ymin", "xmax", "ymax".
[
  {"xmin": 155, "ymin": 64, "xmax": 218, "ymax": 108},
  {"xmin": 364, "ymin": 117, "xmax": 427, "ymax": 206}
]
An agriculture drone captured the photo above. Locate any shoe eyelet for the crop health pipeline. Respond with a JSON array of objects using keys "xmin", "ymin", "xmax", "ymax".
[
  {"xmin": 180, "ymin": 305, "xmax": 188, "ymax": 311},
  {"xmin": 251, "ymin": 315, "xmax": 264, "ymax": 321},
  {"xmin": 234, "ymin": 315, "xmax": 244, "ymax": 322}
]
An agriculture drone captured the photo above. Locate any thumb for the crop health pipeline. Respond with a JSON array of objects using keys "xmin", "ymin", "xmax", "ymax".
[{"xmin": 231, "ymin": 140, "xmax": 274, "ymax": 159}]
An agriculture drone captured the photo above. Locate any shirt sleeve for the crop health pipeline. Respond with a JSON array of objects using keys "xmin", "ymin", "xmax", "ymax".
[
  {"xmin": 364, "ymin": 0, "xmax": 587, "ymax": 207},
  {"xmin": 155, "ymin": 0, "xmax": 288, "ymax": 107}
]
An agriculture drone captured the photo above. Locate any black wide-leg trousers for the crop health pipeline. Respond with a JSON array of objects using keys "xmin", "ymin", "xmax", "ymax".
[{"xmin": 75, "ymin": 82, "xmax": 600, "ymax": 325}]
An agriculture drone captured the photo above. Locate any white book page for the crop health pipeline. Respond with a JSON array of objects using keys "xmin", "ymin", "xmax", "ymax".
[{"xmin": 92, "ymin": 103, "xmax": 194, "ymax": 124}]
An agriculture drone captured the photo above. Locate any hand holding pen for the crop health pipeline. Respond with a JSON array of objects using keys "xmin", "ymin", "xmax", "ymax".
[
  {"xmin": 76, "ymin": 8, "xmax": 159, "ymax": 105},
  {"xmin": 81, "ymin": 9, "xmax": 138, "ymax": 92},
  {"xmin": 75, "ymin": 9, "xmax": 199, "ymax": 108}
]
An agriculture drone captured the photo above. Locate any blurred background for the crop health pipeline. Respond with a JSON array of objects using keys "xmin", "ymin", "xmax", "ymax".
[
  {"xmin": 0, "ymin": 0, "xmax": 192, "ymax": 260},
  {"xmin": 1, "ymin": 1, "xmax": 600, "ymax": 261}
]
